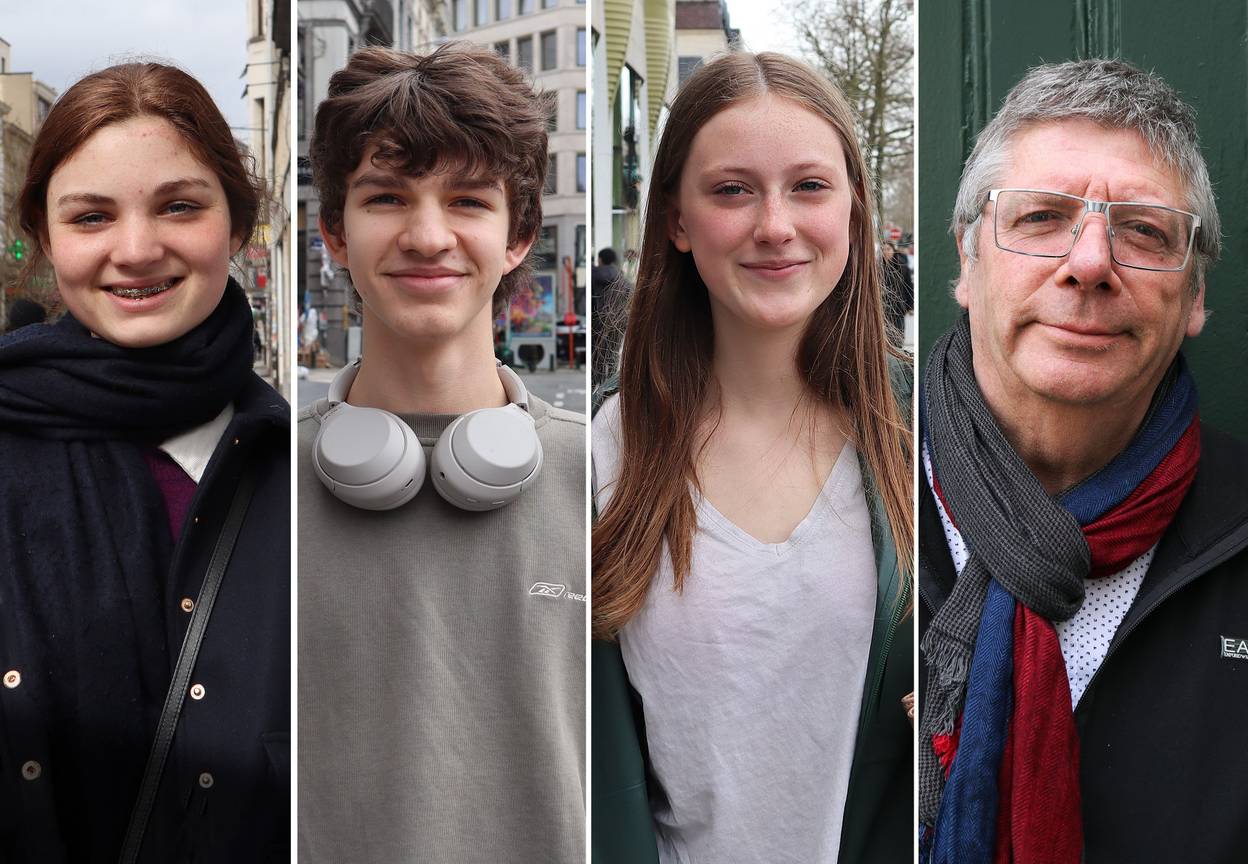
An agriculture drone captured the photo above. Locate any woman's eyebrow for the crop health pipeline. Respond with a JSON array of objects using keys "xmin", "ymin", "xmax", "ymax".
[
  {"xmin": 55, "ymin": 191, "xmax": 113, "ymax": 209},
  {"xmin": 55, "ymin": 177, "xmax": 213, "ymax": 209},
  {"xmin": 152, "ymin": 177, "xmax": 214, "ymax": 196},
  {"xmin": 701, "ymin": 160, "xmax": 838, "ymax": 176}
]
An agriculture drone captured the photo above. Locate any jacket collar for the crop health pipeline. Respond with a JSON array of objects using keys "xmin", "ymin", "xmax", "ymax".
[{"xmin": 1115, "ymin": 425, "xmax": 1248, "ymax": 644}]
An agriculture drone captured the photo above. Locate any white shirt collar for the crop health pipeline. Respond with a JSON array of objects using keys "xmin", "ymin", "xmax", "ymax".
[{"xmin": 157, "ymin": 403, "xmax": 235, "ymax": 483}]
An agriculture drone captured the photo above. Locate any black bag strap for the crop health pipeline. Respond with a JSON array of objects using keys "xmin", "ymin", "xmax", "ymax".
[{"xmin": 117, "ymin": 462, "xmax": 259, "ymax": 864}]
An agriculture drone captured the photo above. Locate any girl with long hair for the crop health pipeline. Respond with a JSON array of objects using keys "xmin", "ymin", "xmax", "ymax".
[
  {"xmin": 592, "ymin": 52, "xmax": 913, "ymax": 863},
  {"xmin": 0, "ymin": 63, "xmax": 289, "ymax": 862}
]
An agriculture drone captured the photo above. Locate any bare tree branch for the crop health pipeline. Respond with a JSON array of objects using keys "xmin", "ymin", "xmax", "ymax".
[{"xmin": 788, "ymin": 0, "xmax": 914, "ymax": 232}]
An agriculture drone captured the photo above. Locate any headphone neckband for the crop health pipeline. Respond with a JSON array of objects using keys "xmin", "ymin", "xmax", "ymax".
[{"xmin": 328, "ymin": 357, "xmax": 531, "ymax": 413}]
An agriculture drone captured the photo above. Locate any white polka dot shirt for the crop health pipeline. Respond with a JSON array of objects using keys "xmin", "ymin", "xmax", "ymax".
[{"xmin": 922, "ymin": 443, "xmax": 1152, "ymax": 707}]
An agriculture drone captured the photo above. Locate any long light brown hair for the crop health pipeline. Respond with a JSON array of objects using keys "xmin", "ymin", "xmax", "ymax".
[{"xmin": 592, "ymin": 52, "xmax": 913, "ymax": 641}]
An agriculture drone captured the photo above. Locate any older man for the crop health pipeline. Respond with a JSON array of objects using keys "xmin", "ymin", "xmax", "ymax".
[{"xmin": 919, "ymin": 59, "xmax": 1248, "ymax": 863}]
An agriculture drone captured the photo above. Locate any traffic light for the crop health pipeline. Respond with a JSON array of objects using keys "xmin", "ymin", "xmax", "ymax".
[{"xmin": 5, "ymin": 239, "xmax": 24, "ymax": 262}]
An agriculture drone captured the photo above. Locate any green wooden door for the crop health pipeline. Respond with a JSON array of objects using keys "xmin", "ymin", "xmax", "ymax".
[{"xmin": 918, "ymin": 0, "xmax": 1248, "ymax": 432}]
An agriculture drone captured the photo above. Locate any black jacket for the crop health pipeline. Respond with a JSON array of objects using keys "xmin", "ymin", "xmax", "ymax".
[
  {"xmin": 0, "ymin": 375, "xmax": 290, "ymax": 863},
  {"xmin": 919, "ymin": 425, "xmax": 1248, "ymax": 864}
]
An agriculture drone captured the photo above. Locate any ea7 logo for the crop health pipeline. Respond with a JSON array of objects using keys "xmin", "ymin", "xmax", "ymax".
[
  {"xmin": 1220, "ymin": 635, "xmax": 1248, "ymax": 661},
  {"xmin": 529, "ymin": 582, "xmax": 566, "ymax": 599}
]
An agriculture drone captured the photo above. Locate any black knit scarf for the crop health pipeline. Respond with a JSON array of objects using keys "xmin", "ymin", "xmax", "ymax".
[{"xmin": 0, "ymin": 279, "xmax": 253, "ymax": 849}]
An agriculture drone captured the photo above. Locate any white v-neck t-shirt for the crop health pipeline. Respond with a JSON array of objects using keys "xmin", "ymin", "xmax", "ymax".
[{"xmin": 593, "ymin": 395, "xmax": 876, "ymax": 864}]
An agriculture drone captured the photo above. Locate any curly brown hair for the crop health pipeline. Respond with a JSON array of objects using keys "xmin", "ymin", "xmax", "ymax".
[{"xmin": 309, "ymin": 42, "xmax": 550, "ymax": 312}]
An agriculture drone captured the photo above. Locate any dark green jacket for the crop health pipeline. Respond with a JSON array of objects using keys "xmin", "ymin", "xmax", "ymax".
[{"xmin": 591, "ymin": 362, "xmax": 914, "ymax": 864}]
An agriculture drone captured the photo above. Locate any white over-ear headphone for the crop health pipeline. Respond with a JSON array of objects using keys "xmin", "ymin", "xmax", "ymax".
[{"xmin": 312, "ymin": 357, "xmax": 543, "ymax": 511}]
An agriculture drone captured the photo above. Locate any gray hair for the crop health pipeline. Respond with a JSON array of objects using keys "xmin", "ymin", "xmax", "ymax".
[{"xmin": 953, "ymin": 58, "xmax": 1221, "ymax": 291}]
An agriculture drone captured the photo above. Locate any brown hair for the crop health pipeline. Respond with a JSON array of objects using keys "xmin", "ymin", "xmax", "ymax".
[
  {"xmin": 592, "ymin": 52, "xmax": 914, "ymax": 640},
  {"xmin": 17, "ymin": 62, "xmax": 263, "ymax": 286},
  {"xmin": 309, "ymin": 42, "xmax": 550, "ymax": 311}
]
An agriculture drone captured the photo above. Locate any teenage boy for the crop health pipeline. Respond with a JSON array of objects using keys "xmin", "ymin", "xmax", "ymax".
[{"xmin": 298, "ymin": 44, "xmax": 585, "ymax": 863}]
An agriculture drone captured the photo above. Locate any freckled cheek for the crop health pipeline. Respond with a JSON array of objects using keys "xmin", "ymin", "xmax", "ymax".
[{"xmin": 689, "ymin": 207, "xmax": 753, "ymax": 254}]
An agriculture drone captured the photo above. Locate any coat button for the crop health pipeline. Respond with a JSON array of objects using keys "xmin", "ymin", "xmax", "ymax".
[
  {"xmin": 189, "ymin": 683, "xmax": 206, "ymax": 700},
  {"xmin": 3, "ymin": 670, "xmax": 19, "ymax": 689},
  {"xmin": 198, "ymin": 771, "xmax": 214, "ymax": 788},
  {"xmin": 21, "ymin": 761, "xmax": 41, "ymax": 780},
  {"xmin": 180, "ymin": 598, "xmax": 195, "ymax": 613}
]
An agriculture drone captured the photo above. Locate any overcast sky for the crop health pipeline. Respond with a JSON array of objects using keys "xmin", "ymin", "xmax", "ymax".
[
  {"xmin": 0, "ymin": 2, "xmax": 249, "ymax": 131},
  {"xmin": 724, "ymin": 0, "xmax": 801, "ymax": 55}
]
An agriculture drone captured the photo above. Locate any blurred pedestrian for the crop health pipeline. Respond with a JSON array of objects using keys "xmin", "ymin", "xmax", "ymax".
[
  {"xmin": 881, "ymin": 240, "xmax": 913, "ymax": 343},
  {"xmin": 3, "ymin": 297, "xmax": 47, "ymax": 333},
  {"xmin": 592, "ymin": 247, "xmax": 632, "ymax": 388}
]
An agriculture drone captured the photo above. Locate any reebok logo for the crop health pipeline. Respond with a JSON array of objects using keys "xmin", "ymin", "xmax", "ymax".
[
  {"xmin": 528, "ymin": 583, "xmax": 586, "ymax": 602},
  {"xmin": 1221, "ymin": 635, "xmax": 1248, "ymax": 661}
]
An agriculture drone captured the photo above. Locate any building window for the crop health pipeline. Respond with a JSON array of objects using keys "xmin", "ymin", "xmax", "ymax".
[
  {"xmin": 519, "ymin": 0, "xmax": 534, "ymax": 13},
  {"xmin": 545, "ymin": 155, "xmax": 557, "ymax": 194},
  {"xmin": 540, "ymin": 30, "xmax": 557, "ymax": 71},
  {"xmin": 616, "ymin": 65, "xmax": 645, "ymax": 209},
  {"xmin": 494, "ymin": 40, "xmax": 510, "ymax": 60},
  {"xmin": 576, "ymin": 153, "xmax": 586, "ymax": 193},
  {"xmin": 679, "ymin": 56, "xmax": 703, "ymax": 85},
  {"xmin": 543, "ymin": 0, "xmax": 557, "ymax": 7},
  {"xmin": 496, "ymin": 0, "xmax": 511, "ymax": 19},
  {"xmin": 454, "ymin": 0, "xmax": 468, "ymax": 31},
  {"xmin": 576, "ymin": 90, "xmax": 586, "ymax": 129},
  {"xmin": 575, "ymin": 224, "xmax": 587, "ymax": 268},
  {"xmin": 548, "ymin": 98, "xmax": 558, "ymax": 131},
  {"xmin": 517, "ymin": 35, "xmax": 534, "ymax": 71},
  {"xmin": 576, "ymin": 28, "xmax": 586, "ymax": 66},
  {"xmin": 475, "ymin": 0, "xmax": 489, "ymax": 26},
  {"xmin": 536, "ymin": 225, "xmax": 558, "ymax": 270}
]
